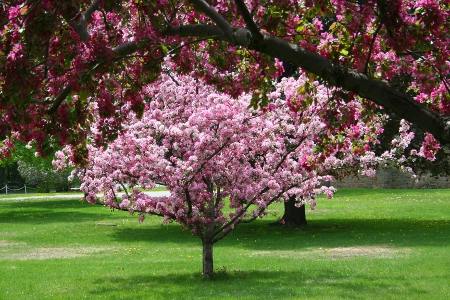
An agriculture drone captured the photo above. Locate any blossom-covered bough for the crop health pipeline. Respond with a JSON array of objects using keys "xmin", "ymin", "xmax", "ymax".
[
  {"xmin": 54, "ymin": 72, "xmax": 434, "ymax": 278},
  {"xmin": 1, "ymin": 0, "xmax": 449, "ymax": 158}
]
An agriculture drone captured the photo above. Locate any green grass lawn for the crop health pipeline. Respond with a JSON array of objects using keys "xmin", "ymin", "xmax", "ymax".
[
  {"xmin": 0, "ymin": 189, "xmax": 449, "ymax": 299},
  {"xmin": 0, "ymin": 186, "xmax": 168, "ymax": 199}
]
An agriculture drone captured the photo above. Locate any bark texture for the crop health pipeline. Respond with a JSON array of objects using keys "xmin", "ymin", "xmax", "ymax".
[
  {"xmin": 202, "ymin": 238, "xmax": 214, "ymax": 278},
  {"xmin": 280, "ymin": 196, "xmax": 307, "ymax": 226}
]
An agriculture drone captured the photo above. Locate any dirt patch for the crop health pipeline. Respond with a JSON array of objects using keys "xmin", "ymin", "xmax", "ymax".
[
  {"xmin": 248, "ymin": 249, "xmax": 310, "ymax": 259},
  {"xmin": 0, "ymin": 240, "xmax": 26, "ymax": 247},
  {"xmin": 325, "ymin": 246, "xmax": 408, "ymax": 258},
  {"xmin": 0, "ymin": 232, "xmax": 17, "ymax": 237},
  {"xmin": 95, "ymin": 222, "xmax": 118, "ymax": 226},
  {"xmin": 248, "ymin": 246, "xmax": 409, "ymax": 260},
  {"xmin": 0, "ymin": 246, "xmax": 114, "ymax": 261}
]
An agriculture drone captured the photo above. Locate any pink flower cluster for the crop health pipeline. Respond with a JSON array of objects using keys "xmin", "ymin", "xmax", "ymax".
[{"xmin": 54, "ymin": 72, "xmax": 388, "ymax": 242}]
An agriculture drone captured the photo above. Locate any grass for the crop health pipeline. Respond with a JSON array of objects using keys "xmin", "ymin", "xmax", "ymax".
[
  {"xmin": 0, "ymin": 189, "xmax": 449, "ymax": 299},
  {"xmin": 0, "ymin": 186, "xmax": 168, "ymax": 199},
  {"xmin": 0, "ymin": 191, "xmax": 83, "ymax": 199}
]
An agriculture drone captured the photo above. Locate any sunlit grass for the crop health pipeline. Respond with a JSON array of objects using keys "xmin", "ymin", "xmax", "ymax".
[{"xmin": 0, "ymin": 189, "xmax": 449, "ymax": 299}]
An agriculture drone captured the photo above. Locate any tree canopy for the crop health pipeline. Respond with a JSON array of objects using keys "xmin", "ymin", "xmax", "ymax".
[
  {"xmin": 1, "ymin": 0, "xmax": 449, "ymax": 160},
  {"xmin": 54, "ymin": 72, "xmax": 436, "ymax": 277}
]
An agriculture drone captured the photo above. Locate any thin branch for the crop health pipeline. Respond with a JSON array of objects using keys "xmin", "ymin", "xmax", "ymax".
[
  {"xmin": 214, "ymin": 186, "xmax": 221, "ymax": 209},
  {"xmin": 213, "ymin": 143, "xmax": 306, "ymax": 240},
  {"xmin": 233, "ymin": 0, "xmax": 262, "ymax": 40},
  {"xmin": 105, "ymin": 202, "xmax": 166, "ymax": 218},
  {"xmin": 213, "ymin": 187, "xmax": 291, "ymax": 243},
  {"xmin": 165, "ymin": 24, "xmax": 225, "ymax": 39},
  {"xmin": 363, "ymin": 22, "xmax": 382, "ymax": 75},
  {"xmin": 85, "ymin": 0, "xmax": 101, "ymax": 22},
  {"xmin": 48, "ymin": 38, "xmax": 151, "ymax": 114},
  {"xmin": 71, "ymin": 0, "xmax": 102, "ymax": 41},
  {"xmin": 272, "ymin": 141, "xmax": 302, "ymax": 174},
  {"xmin": 118, "ymin": 182, "xmax": 130, "ymax": 197},
  {"xmin": 189, "ymin": 0, "xmax": 234, "ymax": 41},
  {"xmin": 185, "ymin": 138, "xmax": 231, "ymax": 185},
  {"xmin": 48, "ymin": 86, "xmax": 72, "ymax": 113},
  {"xmin": 402, "ymin": 50, "xmax": 450, "ymax": 95},
  {"xmin": 163, "ymin": 68, "xmax": 181, "ymax": 86},
  {"xmin": 213, "ymin": 186, "xmax": 268, "ymax": 238}
]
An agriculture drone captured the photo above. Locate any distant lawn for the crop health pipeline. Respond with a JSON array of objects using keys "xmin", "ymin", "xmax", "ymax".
[
  {"xmin": 0, "ymin": 191, "xmax": 83, "ymax": 199},
  {"xmin": 0, "ymin": 189, "xmax": 449, "ymax": 299}
]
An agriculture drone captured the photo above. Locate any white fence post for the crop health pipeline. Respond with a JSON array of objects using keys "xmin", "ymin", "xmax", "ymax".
[{"xmin": 5, "ymin": 184, "xmax": 8, "ymax": 195}]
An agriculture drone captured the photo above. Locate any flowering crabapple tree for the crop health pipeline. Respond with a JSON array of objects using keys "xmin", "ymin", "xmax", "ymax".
[
  {"xmin": 1, "ymin": 0, "xmax": 449, "ymax": 161},
  {"xmin": 55, "ymin": 72, "xmax": 401, "ymax": 277},
  {"xmin": 1, "ymin": 1, "xmax": 448, "ymax": 223}
]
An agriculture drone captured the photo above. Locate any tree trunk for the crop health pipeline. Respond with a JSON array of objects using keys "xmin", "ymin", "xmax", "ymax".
[
  {"xmin": 202, "ymin": 238, "xmax": 214, "ymax": 279},
  {"xmin": 276, "ymin": 63, "xmax": 307, "ymax": 227},
  {"xmin": 280, "ymin": 196, "xmax": 307, "ymax": 226}
]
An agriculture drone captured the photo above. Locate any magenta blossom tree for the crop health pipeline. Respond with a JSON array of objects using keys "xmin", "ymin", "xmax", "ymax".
[
  {"xmin": 55, "ymin": 72, "xmax": 405, "ymax": 277},
  {"xmin": 1, "ymin": 0, "xmax": 449, "ymax": 160}
]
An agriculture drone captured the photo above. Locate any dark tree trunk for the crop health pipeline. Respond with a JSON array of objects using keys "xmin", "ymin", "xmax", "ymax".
[
  {"xmin": 280, "ymin": 196, "xmax": 307, "ymax": 226},
  {"xmin": 202, "ymin": 238, "xmax": 214, "ymax": 278},
  {"xmin": 276, "ymin": 62, "xmax": 307, "ymax": 227}
]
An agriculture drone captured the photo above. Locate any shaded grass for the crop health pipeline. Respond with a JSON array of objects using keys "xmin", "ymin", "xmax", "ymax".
[
  {"xmin": 0, "ymin": 189, "xmax": 449, "ymax": 299},
  {"xmin": 0, "ymin": 186, "xmax": 168, "ymax": 200}
]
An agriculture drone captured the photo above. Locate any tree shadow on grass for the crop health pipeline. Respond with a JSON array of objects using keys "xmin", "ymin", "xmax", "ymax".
[
  {"xmin": 0, "ymin": 209, "xmax": 116, "ymax": 224},
  {"xmin": 0, "ymin": 200, "xmax": 127, "ymax": 224},
  {"xmin": 111, "ymin": 217, "xmax": 450, "ymax": 250},
  {"xmin": 113, "ymin": 223, "xmax": 198, "ymax": 245},
  {"xmin": 0, "ymin": 199, "xmax": 91, "ymax": 210},
  {"xmin": 223, "ymin": 218, "xmax": 450, "ymax": 250},
  {"xmin": 89, "ymin": 269, "xmax": 431, "ymax": 299}
]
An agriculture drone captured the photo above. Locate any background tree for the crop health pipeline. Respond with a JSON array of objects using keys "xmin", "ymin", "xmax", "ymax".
[{"xmin": 1, "ymin": 142, "xmax": 71, "ymax": 192}]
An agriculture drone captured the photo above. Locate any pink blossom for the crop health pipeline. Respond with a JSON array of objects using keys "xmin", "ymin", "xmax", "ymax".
[{"xmin": 419, "ymin": 133, "xmax": 440, "ymax": 161}]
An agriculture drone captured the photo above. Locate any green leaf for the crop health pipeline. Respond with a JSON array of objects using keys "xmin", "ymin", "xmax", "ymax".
[
  {"xmin": 161, "ymin": 44, "xmax": 169, "ymax": 55},
  {"xmin": 340, "ymin": 49, "xmax": 349, "ymax": 56}
]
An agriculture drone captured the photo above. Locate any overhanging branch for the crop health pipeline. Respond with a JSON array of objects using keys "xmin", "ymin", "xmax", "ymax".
[
  {"xmin": 48, "ymin": 38, "xmax": 152, "ymax": 114},
  {"xmin": 252, "ymin": 35, "xmax": 450, "ymax": 144},
  {"xmin": 166, "ymin": 24, "xmax": 450, "ymax": 145}
]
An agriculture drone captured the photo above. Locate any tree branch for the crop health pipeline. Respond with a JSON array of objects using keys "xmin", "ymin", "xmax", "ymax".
[
  {"xmin": 166, "ymin": 23, "xmax": 450, "ymax": 144},
  {"xmin": 213, "ymin": 186, "xmax": 268, "ymax": 238},
  {"xmin": 253, "ymin": 35, "xmax": 450, "ymax": 145},
  {"xmin": 189, "ymin": 0, "xmax": 234, "ymax": 41},
  {"xmin": 213, "ymin": 187, "xmax": 290, "ymax": 243},
  {"xmin": 364, "ymin": 22, "xmax": 382, "ymax": 75},
  {"xmin": 233, "ymin": 0, "xmax": 262, "ymax": 40},
  {"xmin": 48, "ymin": 85, "xmax": 73, "ymax": 114},
  {"xmin": 50, "ymin": 18, "xmax": 450, "ymax": 145},
  {"xmin": 165, "ymin": 24, "xmax": 225, "ymax": 39},
  {"xmin": 185, "ymin": 138, "xmax": 230, "ymax": 185},
  {"xmin": 70, "ymin": 0, "xmax": 102, "ymax": 41},
  {"xmin": 48, "ymin": 38, "xmax": 151, "ymax": 114}
]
